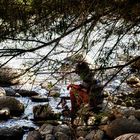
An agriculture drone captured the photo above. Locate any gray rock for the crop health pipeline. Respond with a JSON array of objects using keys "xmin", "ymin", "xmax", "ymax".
[
  {"xmin": 54, "ymin": 124, "xmax": 72, "ymax": 136},
  {"xmin": 3, "ymin": 87, "xmax": 17, "ymax": 96},
  {"xmin": 26, "ymin": 130, "xmax": 42, "ymax": 140},
  {"xmin": 0, "ymin": 126, "xmax": 24, "ymax": 140},
  {"xmin": 94, "ymin": 130, "xmax": 104, "ymax": 140},
  {"xmin": 55, "ymin": 132, "xmax": 69, "ymax": 140},
  {"xmin": 45, "ymin": 134, "xmax": 55, "ymax": 140},
  {"xmin": 134, "ymin": 109, "xmax": 140, "ymax": 120},
  {"xmin": 85, "ymin": 129, "xmax": 104, "ymax": 140},
  {"xmin": 76, "ymin": 126, "xmax": 89, "ymax": 137},
  {"xmin": 39, "ymin": 124, "xmax": 54, "ymax": 135},
  {"xmin": 0, "ymin": 96, "xmax": 24, "ymax": 116},
  {"xmin": 33, "ymin": 104, "xmax": 54, "ymax": 120},
  {"xmin": 54, "ymin": 124, "xmax": 73, "ymax": 140},
  {"xmin": 85, "ymin": 130, "xmax": 95, "ymax": 140}
]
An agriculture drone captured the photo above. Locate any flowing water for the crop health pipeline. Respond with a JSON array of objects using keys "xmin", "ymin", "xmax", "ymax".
[{"xmin": 0, "ymin": 30, "xmax": 139, "ymax": 139}]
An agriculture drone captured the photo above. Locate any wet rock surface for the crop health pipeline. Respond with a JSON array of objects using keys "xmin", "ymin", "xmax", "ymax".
[
  {"xmin": 31, "ymin": 96, "xmax": 49, "ymax": 102},
  {"xmin": 0, "ymin": 108, "xmax": 10, "ymax": 119},
  {"xmin": 15, "ymin": 89, "xmax": 39, "ymax": 97},
  {"xmin": 3, "ymin": 87, "xmax": 19, "ymax": 96},
  {"xmin": 0, "ymin": 96, "xmax": 24, "ymax": 116},
  {"xmin": 0, "ymin": 126, "xmax": 24, "ymax": 140}
]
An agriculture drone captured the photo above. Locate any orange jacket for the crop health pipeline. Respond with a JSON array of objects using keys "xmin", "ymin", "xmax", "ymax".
[{"xmin": 67, "ymin": 84, "xmax": 89, "ymax": 113}]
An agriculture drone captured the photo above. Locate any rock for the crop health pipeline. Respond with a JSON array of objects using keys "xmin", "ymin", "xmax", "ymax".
[
  {"xmin": 99, "ymin": 118, "xmax": 140, "ymax": 139},
  {"xmin": 133, "ymin": 88, "xmax": 140, "ymax": 98},
  {"xmin": 76, "ymin": 126, "xmax": 89, "ymax": 138},
  {"xmin": 55, "ymin": 132, "xmax": 69, "ymax": 140},
  {"xmin": 39, "ymin": 124, "xmax": 54, "ymax": 136},
  {"xmin": 26, "ymin": 130, "xmax": 42, "ymax": 140},
  {"xmin": 45, "ymin": 134, "xmax": 55, "ymax": 140},
  {"xmin": 134, "ymin": 110, "xmax": 140, "ymax": 120},
  {"xmin": 126, "ymin": 76, "xmax": 140, "ymax": 88},
  {"xmin": 115, "ymin": 133, "xmax": 140, "ymax": 140},
  {"xmin": 77, "ymin": 137, "xmax": 86, "ymax": 140},
  {"xmin": 87, "ymin": 116, "xmax": 96, "ymax": 125},
  {"xmin": 133, "ymin": 99, "xmax": 140, "ymax": 109},
  {"xmin": 54, "ymin": 124, "xmax": 72, "ymax": 136},
  {"xmin": 54, "ymin": 124, "xmax": 73, "ymax": 140},
  {"xmin": 131, "ymin": 56, "xmax": 140, "ymax": 71},
  {"xmin": 0, "ymin": 108, "xmax": 10, "ymax": 119},
  {"xmin": 85, "ymin": 130, "xmax": 104, "ymax": 140},
  {"xmin": 127, "ymin": 76, "xmax": 140, "ymax": 85},
  {"xmin": 0, "ymin": 126, "xmax": 24, "ymax": 140},
  {"xmin": 0, "ymin": 87, "xmax": 6, "ymax": 97},
  {"xmin": 128, "ymin": 115, "xmax": 137, "ymax": 120},
  {"xmin": 117, "ymin": 106, "xmax": 135, "ymax": 117},
  {"xmin": 0, "ymin": 96, "xmax": 24, "ymax": 116},
  {"xmin": 33, "ymin": 104, "xmax": 60, "ymax": 120},
  {"xmin": 31, "ymin": 96, "xmax": 49, "ymax": 102},
  {"xmin": 100, "ymin": 116, "xmax": 109, "ymax": 125},
  {"xmin": 85, "ymin": 130, "xmax": 96, "ymax": 140},
  {"xmin": 15, "ymin": 89, "xmax": 39, "ymax": 97},
  {"xmin": 3, "ymin": 87, "xmax": 19, "ymax": 97},
  {"xmin": 0, "ymin": 67, "xmax": 21, "ymax": 86},
  {"xmin": 38, "ymin": 124, "xmax": 73, "ymax": 140},
  {"xmin": 33, "ymin": 120, "xmax": 61, "ymax": 126}
]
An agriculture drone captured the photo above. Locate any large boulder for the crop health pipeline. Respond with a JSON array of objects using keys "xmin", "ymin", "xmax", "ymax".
[
  {"xmin": 100, "ymin": 118, "xmax": 140, "ymax": 139},
  {"xmin": 0, "ymin": 126, "xmax": 24, "ymax": 140},
  {"xmin": 0, "ymin": 96, "xmax": 24, "ymax": 116},
  {"xmin": 0, "ymin": 67, "xmax": 21, "ymax": 86}
]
